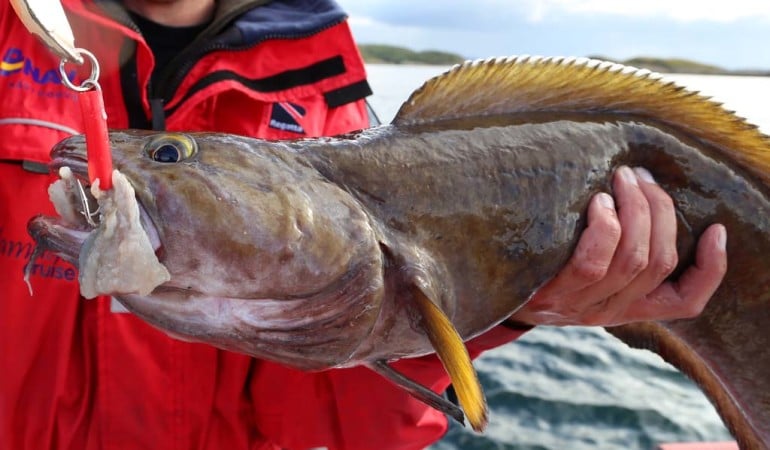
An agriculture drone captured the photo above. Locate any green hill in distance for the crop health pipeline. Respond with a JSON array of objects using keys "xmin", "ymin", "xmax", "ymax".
[
  {"xmin": 358, "ymin": 44, "xmax": 769, "ymax": 76},
  {"xmin": 358, "ymin": 44, "xmax": 465, "ymax": 65},
  {"xmin": 588, "ymin": 55, "xmax": 770, "ymax": 76}
]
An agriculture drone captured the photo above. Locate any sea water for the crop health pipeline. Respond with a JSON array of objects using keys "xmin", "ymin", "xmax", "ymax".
[{"xmin": 364, "ymin": 63, "xmax": 770, "ymax": 449}]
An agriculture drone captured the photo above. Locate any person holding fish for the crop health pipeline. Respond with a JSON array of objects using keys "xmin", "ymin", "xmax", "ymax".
[{"xmin": 0, "ymin": 0, "xmax": 728, "ymax": 449}]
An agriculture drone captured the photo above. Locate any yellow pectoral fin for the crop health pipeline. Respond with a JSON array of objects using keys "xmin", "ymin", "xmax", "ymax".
[{"xmin": 414, "ymin": 288, "xmax": 489, "ymax": 432}]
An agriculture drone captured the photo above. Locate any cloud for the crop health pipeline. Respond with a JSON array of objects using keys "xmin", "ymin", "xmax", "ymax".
[
  {"xmin": 337, "ymin": 0, "xmax": 770, "ymax": 70},
  {"xmin": 529, "ymin": 0, "xmax": 770, "ymax": 23},
  {"xmin": 338, "ymin": 1, "xmax": 522, "ymax": 31},
  {"xmin": 340, "ymin": 0, "xmax": 770, "ymax": 30}
]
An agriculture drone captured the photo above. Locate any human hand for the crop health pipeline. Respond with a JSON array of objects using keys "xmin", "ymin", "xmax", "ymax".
[{"xmin": 510, "ymin": 166, "xmax": 727, "ymax": 327}]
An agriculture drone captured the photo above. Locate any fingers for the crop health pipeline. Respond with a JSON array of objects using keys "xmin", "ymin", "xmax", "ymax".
[
  {"xmin": 530, "ymin": 192, "xmax": 621, "ymax": 300},
  {"xmin": 675, "ymin": 223, "xmax": 728, "ymax": 310},
  {"xmin": 512, "ymin": 165, "xmax": 727, "ymax": 327},
  {"xmin": 597, "ymin": 168, "xmax": 679, "ymax": 309},
  {"xmin": 621, "ymin": 224, "xmax": 727, "ymax": 322},
  {"xmin": 566, "ymin": 166, "xmax": 655, "ymax": 322}
]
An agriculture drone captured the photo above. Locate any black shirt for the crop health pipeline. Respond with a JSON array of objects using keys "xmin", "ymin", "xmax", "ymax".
[{"xmin": 127, "ymin": 10, "xmax": 211, "ymax": 87}]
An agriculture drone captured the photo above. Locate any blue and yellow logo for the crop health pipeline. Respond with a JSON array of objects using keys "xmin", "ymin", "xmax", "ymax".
[{"xmin": 0, "ymin": 47, "xmax": 76, "ymax": 84}]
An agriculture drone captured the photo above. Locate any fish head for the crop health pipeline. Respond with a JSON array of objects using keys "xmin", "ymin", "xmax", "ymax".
[{"xmin": 27, "ymin": 130, "xmax": 385, "ymax": 369}]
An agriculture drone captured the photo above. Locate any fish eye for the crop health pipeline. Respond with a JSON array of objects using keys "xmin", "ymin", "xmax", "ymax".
[{"xmin": 145, "ymin": 134, "xmax": 197, "ymax": 163}]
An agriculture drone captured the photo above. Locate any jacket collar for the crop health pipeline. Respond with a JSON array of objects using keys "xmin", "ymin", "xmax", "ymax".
[{"xmin": 65, "ymin": 0, "xmax": 347, "ymax": 47}]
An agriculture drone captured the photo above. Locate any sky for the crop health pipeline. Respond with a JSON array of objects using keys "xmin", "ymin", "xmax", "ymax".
[{"xmin": 335, "ymin": 0, "xmax": 770, "ymax": 71}]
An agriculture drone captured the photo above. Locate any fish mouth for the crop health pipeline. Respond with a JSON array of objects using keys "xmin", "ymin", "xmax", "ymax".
[{"xmin": 26, "ymin": 152, "xmax": 161, "ymax": 267}]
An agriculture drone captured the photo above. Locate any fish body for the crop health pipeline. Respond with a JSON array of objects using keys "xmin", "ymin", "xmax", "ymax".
[{"xmin": 28, "ymin": 58, "xmax": 770, "ymax": 446}]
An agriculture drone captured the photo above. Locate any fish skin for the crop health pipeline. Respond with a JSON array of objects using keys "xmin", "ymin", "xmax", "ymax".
[
  {"xmin": 28, "ymin": 58, "xmax": 770, "ymax": 446},
  {"xmin": 40, "ymin": 130, "xmax": 388, "ymax": 370}
]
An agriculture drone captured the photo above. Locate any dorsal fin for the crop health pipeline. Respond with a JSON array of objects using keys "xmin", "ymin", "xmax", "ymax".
[{"xmin": 393, "ymin": 56, "xmax": 770, "ymax": 185}]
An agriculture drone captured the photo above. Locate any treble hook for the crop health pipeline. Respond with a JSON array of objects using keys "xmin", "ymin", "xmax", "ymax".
[{"xmin": 75, "ymin": 178, "xmax": 100, "ymax": 227}]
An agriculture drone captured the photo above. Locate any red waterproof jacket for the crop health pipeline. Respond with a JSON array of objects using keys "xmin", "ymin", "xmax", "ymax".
[{"xmin": 0, "ymin": 1, "xmax": 528, "ymax": 449}]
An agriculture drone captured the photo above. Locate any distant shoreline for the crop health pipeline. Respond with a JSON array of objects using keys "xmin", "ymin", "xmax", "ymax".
[
  {"xmin": 589, "ymin": 55, "xmax": 770, "ymax": 77},
  {"xmin": 358, "ymin": 44, "xmax": 769, "ymax": 76},
  {"xmin": 358, "ymin": 44, "xmax": 465, "ymax": 65}
]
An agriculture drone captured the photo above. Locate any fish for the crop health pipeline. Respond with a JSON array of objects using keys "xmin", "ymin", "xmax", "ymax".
[{"xmin": 26, "ymin": 56, "xmax": 770, "ymax": 447}]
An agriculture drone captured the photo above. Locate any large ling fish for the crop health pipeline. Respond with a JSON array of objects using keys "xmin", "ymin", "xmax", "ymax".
[{"xmin": 27, "ymin": 57, "xmax": 770, "ymax": 447}]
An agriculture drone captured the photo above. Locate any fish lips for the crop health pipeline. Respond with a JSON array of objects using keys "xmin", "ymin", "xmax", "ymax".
[{"xmin": 27, "ymin": 149, "xmax": 161, "ymax": 267}]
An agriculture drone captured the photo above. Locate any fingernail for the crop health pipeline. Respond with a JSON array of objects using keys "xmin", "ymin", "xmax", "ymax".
[
  {"xmin": 597, "ymin": 192, "xmax": 615, "ymax": 209},
  {"xmin": 619, "ymin": 166, "xmax": 638, "ymax": 186},
  {"xmin": 717, "ymin": 225, "xmax": 726, "ymax": 251},
  {"xmin": 634, "ymin": 167, "xmax": 656, "ymax": 184}
]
